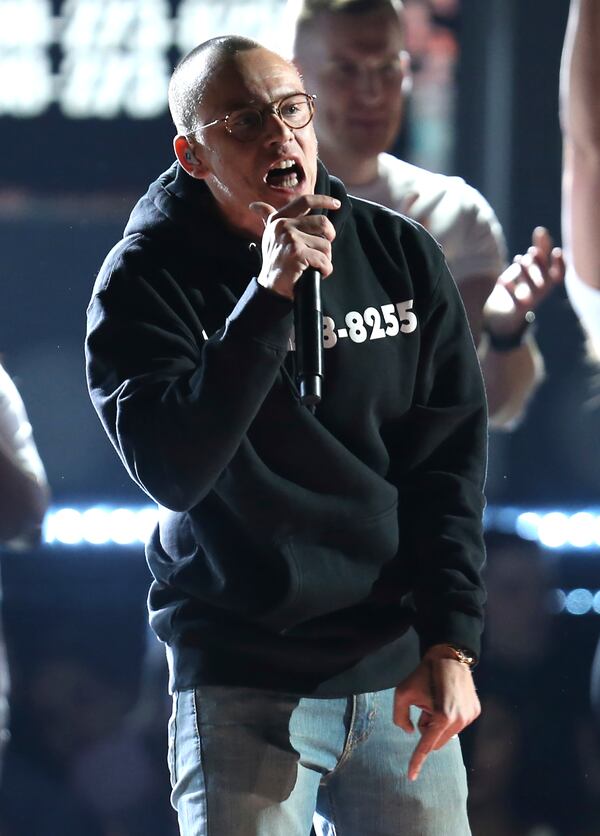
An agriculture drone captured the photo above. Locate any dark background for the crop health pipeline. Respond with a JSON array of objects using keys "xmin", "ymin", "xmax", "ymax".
[{"xmin": 1, "ymin": 1, "xmax": 599, "ymax": 834}]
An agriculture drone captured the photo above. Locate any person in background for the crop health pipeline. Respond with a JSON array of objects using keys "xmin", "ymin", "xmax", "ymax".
[
  {"xmin": 291, "ymin": 0, "xmax": 565, "ymax": 429},
  {"xmin": 561, "ymin": 2, "xmax": 600, "ymax": 796},
  {"xmin": 86, "ymin": 33, "xmax": 487, "ymax": 835},
  {"xmin": 0, "ymin": 358, "xmax": 49, "ymax": 770},
  {"xmin": 0, "ymin": 361, "xmax": 48, "ymax": 548},
  {"xmin": 560, "ymin": 0, "xmax": 600, "ymax": 359}
]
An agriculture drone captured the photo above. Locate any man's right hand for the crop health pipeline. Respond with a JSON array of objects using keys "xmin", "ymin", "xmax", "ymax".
[
  {"xmin": 393, "ymin": 645, "xmax": 481, "ymax": 782},
  {"xmin": 249, "ymin": 194, "xmax": 340, "ymax": 300}
]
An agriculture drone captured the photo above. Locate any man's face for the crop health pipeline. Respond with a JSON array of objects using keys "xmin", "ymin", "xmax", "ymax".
[
  {"xmin": 190, "ymin": 47, "xmax": 318, "ymax": 239},
  {"xmin": 296, "ymin": 9, "xmax": 406, "ymax": 163}
]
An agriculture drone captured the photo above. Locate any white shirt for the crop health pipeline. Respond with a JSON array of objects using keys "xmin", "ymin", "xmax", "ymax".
[
  {"xmin": 348, "ymin": 153, "xmax": 507, "ymax": 284},
  {"xmin": 0, "ymin": 363, "xmax": 46, "ymax": 485},
  {"xmin": 0, "ymin": 363, "xmax": 48, "ymax": 548},
  {"xmin": 565, "ymin": 266, "xmax": 600, "ymax": 356}
]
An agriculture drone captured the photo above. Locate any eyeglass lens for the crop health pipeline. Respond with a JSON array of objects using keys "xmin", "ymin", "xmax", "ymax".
[{"xmin": 226, "ymin": 94, "xmax": 314, "ymax": 141}]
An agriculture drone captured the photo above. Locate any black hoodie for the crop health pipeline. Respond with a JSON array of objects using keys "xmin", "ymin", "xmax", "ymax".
[{"xmin": 86, "ymin": 161, "xmax": 487, "ymax": 697}]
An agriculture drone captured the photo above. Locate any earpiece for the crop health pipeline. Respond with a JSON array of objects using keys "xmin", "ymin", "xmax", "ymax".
[
  {"xmin": 185, "ymin": 150, "xmax": 193, "ymax": 162},
  {"xmin": 400, "ymin": 50, "xmax": 413, "ymax": 97}
]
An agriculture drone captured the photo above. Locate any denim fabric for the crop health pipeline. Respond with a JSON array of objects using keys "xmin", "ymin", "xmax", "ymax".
[{"xmin": 168, "ymin": 686, "xmax": 470, "ymax": 836}]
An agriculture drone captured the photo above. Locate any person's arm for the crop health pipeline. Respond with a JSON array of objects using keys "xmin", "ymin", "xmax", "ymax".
[
  {"xmin": 478, "ymin": 227, "xmax": 564, "ymax": 429},
  {"xmin": 86, "ymin": 194, "xmax": 339, "ymax": 512},
  {"xmin": 560, "ymin": 0, "xmax": 600, "ymax": 357},
  {"xmin": 456, "ymin": 267, "xmax": 543, "ymax": 430},
  {"xmin": 86, "ymin": 255, "xmax": 294, "ymax": 512},
  {"xmin": 0, "ymin": 364, "xmax": 49, "ymax": 545},
  {"xmin": 388, "ymin": 250, "xmax": 488, "ymax": 779},
  {"xmin": 428, "ymin": 184, "xmax": 554, "ymax": 429},
  {"xmin": 561, "ymin": 0, "xmax": 600, "ymax": 293}
]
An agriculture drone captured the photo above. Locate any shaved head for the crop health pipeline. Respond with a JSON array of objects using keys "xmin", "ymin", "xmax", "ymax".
[
  {"xmin": 169, "ymin": 37, "xmax": 317, "ymax": 240},
  {"xmin": 168, "ymin": 36, "xmax": 262, "ymax": 134}
]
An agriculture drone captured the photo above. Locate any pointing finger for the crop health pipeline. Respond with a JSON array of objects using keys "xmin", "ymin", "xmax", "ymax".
[
  {"xmin": 269, "ymin": 194, "xmax": 341, "ymax": 221},
  {"xmin": 408, "ymin": 721, "xmax": 444, "ymax": 782}
]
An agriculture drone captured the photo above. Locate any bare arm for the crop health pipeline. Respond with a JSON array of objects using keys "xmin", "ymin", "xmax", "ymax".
[
  {"xmin": 458, "ymin": 271, "xmax": 540, "ymax": 429},
  {"xmin": 480, "ymin": 339, "xmax": 543, "ymax": 430},
  {"xmin": 469, "ymin": 229, "xmax": 564, "ymax": 429},
  {"xmin": 399, "ymin": 182, "xmax": 546, "ymax": 427},
  {"xmin": 0, "ymin": 451, "xmax": 48, "ymax": 544},
  {"xmin": 561, "ymin": 0, "xmax": 600, "ymax": 291},
  {"xmin": 0, "ymin": 365, "xmax": 49, "ymax": 545},
  {"xmin": 458, "ymin": 270, "xmax": 540, "ymax": 428}
]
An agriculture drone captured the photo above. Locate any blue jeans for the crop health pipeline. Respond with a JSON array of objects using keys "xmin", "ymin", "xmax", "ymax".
[{"xmin": 168, "ymin": 686, "xmax": 470, "ymax": 836}]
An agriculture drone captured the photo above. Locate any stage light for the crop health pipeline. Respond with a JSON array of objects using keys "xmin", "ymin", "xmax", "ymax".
[
  {"xmin": 551, "ymin": 589, "xmax": 600, "ymax": 616},
  {"xmin": 135, "ymin": 506, "xmax": 160, "ymax": 543},
  {"xmin": 514, "ymin": 511, "xmax": 541, "ymax": 541},
  {"xmin": 45, "ymin": 507, "xmax": 84, "ymax": 545},
  {"xmin": 43, "ymin": 505, "xmax": 600, "ymax": 551},
  {"xmin": 81, "ymin": 507, "xmax": 112, "ymax": 544},
  {"xmin": 512, "ymin": 509, "xmax": 600, "ymax": 551},
  {"xmin": 0, "ymin": 0, "xmax": 290, "ymax": 118},
  {"xmin": 107, "ymin": 508, "xmax": 140, "ymax": 545},
  {"xmin": 37, "ymin": 506, "xmax": 600, "ymax": 618},
  {"xmin": 565, "ymin": 511, "xmax": 596, "ymax": 548},
  {"xmin": 43, "ymin": 505, "xmax": 158, "ymax": 546},
  {"xmin": 537, "ymin": 512, "xmax": 570, "ymax": 549},
  {"xmin": 549, "ymin": 588, "xmax": 567, "ymax": 614},
  {"xmin": 564, "ymin": 588, "xmax": 595, "ymax": 616}
]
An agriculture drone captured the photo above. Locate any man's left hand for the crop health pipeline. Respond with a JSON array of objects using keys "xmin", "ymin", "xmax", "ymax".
[{"xmin": 393, "ymin": 644, "xmax": 480, "ymax": 782}]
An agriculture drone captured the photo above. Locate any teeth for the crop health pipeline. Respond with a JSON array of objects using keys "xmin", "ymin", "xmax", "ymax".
[
  {"xmin": 274, "ymin": 173, "xmax": 299, "ymax": 188},
  {"xmin": 264, "ymin": 159, "xmax": 300, "ymax": 188}
]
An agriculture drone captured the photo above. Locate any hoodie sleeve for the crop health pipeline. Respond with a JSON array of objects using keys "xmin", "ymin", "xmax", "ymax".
[
  {"xmin": 85, "ymin": 240, "xmax": 294, "ymax": 512},
  {"xmin": 387, "ymin": 249, "xmax": 487, "ymax": 660}
]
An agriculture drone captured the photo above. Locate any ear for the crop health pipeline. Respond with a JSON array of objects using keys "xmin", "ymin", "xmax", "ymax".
[
  {"xmin": 400, "ymin": 50, "xmax": 413, "ymax": 96},
  {"xmin": 174, "ymin": 134, "xmax": 210, "ymax": 180}
]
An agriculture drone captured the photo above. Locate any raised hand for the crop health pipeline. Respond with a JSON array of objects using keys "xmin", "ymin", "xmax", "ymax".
[{"xmin": 484, "ymin": 226, "xmax": 565, "ymax": 339}]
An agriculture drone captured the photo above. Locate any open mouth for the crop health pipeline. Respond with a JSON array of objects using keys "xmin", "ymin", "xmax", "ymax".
[{"xmin": 264, "ymin": 158, "xmax": 305, "ymax": 190}]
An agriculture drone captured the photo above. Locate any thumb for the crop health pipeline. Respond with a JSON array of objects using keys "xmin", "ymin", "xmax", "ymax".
[
  {"xmin": 393, "ymin": 688, "xmax": 415, "ymax": 734},
  {"xmin": 249, "ymin": 201, "xmax": 276, "ymax": 227}
]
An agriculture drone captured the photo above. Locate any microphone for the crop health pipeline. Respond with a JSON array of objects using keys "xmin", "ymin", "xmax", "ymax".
[{"xmin": 294, "ymin": 265, "xmax": 323, "ymax": 409}]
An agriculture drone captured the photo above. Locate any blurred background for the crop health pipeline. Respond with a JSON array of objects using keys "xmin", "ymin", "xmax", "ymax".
[{"xmin": 1, "ymin": 0, "xmax": 599, "ymax": 834}]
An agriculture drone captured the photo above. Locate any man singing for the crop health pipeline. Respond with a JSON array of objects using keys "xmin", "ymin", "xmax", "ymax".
[{"xmin": 86, "ymin": 35, "xmax": 486, "ymax": 836}]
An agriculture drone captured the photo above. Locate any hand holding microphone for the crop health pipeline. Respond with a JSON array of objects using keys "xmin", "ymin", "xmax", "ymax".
[
  {"xmin": 249, "ymin": 193, "xmax": 339, "ymax": 298},
  {"xmin": 250, "ymin": 194, "xmax": 340, "ymax": 407}
]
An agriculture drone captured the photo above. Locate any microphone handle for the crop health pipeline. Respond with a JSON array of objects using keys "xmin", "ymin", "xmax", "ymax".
[{"xmin": 294, "ymin": 267, "xmax": 323, "ymax": 408}]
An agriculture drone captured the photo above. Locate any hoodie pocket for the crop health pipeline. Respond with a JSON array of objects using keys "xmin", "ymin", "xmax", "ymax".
[{"xmin": 260, "ymin": 503, "xmax": 399, "ymax": 632}]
